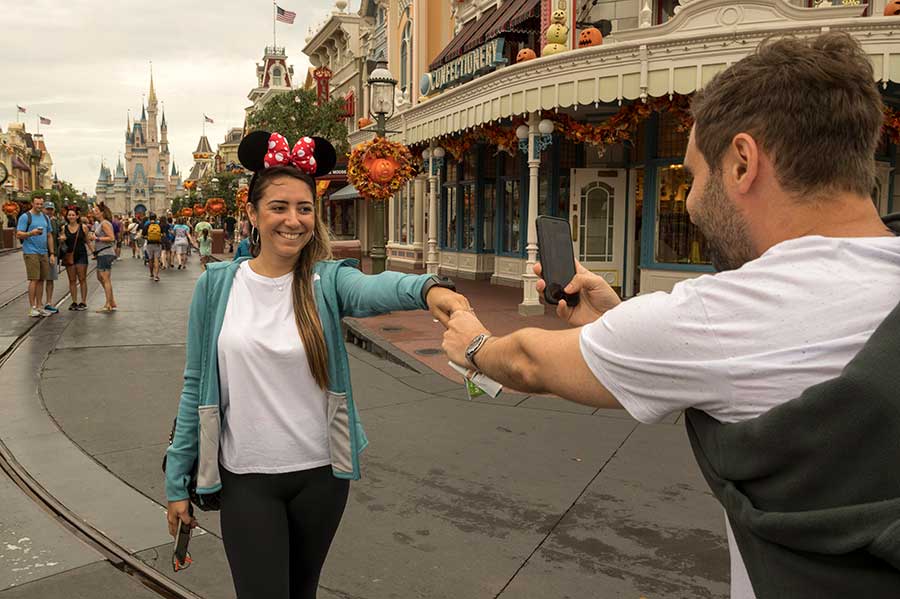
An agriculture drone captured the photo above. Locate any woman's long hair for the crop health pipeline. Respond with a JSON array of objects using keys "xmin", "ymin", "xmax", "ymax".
[
  {"xmin": 249, "ymin": 166, "xmax": 333, "ymax": 389},
  {"xmin": 97, "ymin": 201, "xmax": 113, "ymax": 222}
]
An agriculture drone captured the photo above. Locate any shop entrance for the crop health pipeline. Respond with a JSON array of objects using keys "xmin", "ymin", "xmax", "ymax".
[{"xmin": 569, "ymin": 169, "xmax": 627, "ymax": 291}]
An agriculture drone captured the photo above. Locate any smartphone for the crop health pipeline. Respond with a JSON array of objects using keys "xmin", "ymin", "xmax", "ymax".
[
  {"xmin": 535, "ymin": 215, "xmax": 580, "ymax": 307},
  {"xmin": 172, "ymin": 519, "xmax": 193, "ymax": 572}
]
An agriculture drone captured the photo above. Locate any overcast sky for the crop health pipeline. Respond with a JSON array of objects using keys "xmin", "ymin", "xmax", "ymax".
[{"xmin": 2, "ymin": 0, "xmax": 353, "ymax": 195}]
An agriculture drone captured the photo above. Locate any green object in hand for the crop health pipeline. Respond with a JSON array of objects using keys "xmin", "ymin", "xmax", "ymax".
[{"xmin": 466, "ymin": 379, "xmax": 485, "ymax": 399}]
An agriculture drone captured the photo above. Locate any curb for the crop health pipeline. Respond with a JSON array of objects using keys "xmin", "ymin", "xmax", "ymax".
[{"xmin": 341, "ymin": 317, "xmax": 424, "ymax": 375}]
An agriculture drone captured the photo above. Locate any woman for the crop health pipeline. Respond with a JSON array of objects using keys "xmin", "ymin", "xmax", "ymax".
[
  {"xmin": 59, "ymin": 207, "xmax": 91, "ymax": 310},
  {"xmin": 171, "ymin": 217, "xmax": 192, "ymax": 269},
  {"xmin": 91, "ymin": 202, "xmax": 118, "ymax": 312},
  {"xmin": 196, "ymin": 224, "xmax": 212, "ymax": 271},
  {"xmin": 165, "ymin": 131, "xmax": 469, "ymax": 599}
]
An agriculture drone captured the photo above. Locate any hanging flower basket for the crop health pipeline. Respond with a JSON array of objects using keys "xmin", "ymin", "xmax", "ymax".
[
  {"xmin": 193, "ymin": 203, "xmax": 206, "ymax": 217},
  {"xmin": 347, "ymin": 137, "xmax": 415, "ymax": 202},
  {"xmin": 181, "ymin": 207, "xmax": 193, "ymax": 218},
  {"xmin": 205, "ymin": 198, "xmax": 226, "ymax": 215}
]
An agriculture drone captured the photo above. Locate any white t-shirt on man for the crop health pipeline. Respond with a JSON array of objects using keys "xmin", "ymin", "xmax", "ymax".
[
  {"xmin": 579, "ymin": 234, "xmax": 900, "ymax": 599},
  {"xmin": 217, "ymin": 261, "xmax": 330, "ymax": 474}
]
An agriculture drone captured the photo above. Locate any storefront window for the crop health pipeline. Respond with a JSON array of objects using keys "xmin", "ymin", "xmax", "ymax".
[
  {"xmin": 655, "ymin": 165, "xmax": 710, "ymax": 265},
  {"xmin": 483, "ymin": 182, "xmax": 496, "ymax": 252},
  {"xmin": 327, "ymin": 199, "xmax": 357, "ymax": 239},
  {"xmin": 393, "ymin": 181, "xmax": 413, "ymax": 244},
  {"xmin": 558, "ymin": 139, "xmax": 577, "ymax": 220},
  {"xmin": 656, "ymin": 113, "xmax": 689, "ymax": 159},
  {"xmin": 444, "ymin": 186, "xmax": 458, "ymax": 249},
  {"xmin": 503, "ymin": 179, "xmax": 521, "ymax": 253},
  {"xmin": 538, "ymin": 159, "xmax": 551, "ymax": 216},
  {"xmin": 462, "ymin": 183, "xmax": 476, "ymax": 250}
]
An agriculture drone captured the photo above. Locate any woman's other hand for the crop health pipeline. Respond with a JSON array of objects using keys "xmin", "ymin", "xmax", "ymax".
[
  {"xmin": 166, "ymin": 500, "xmax": 198, "ymax": 537},
  {"xmin": 426, "ymin": 287, "xmax": 472, "ymax": 327}
]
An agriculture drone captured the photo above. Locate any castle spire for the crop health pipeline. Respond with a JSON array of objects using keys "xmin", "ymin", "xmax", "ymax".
[
  {"xmin": 148, "ymin": 62, "xmax": 158, "ymax": 106},
  {"xmin": 141, "ymin": 103, "xmax": 146, "ymax": 121}
]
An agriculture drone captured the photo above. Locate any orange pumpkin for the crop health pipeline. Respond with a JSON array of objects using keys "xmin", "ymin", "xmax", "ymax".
[
  {"xmin": 516, "ymin": 48, "xmax": 537, "ymax": 63},
  {"xmin": 181, "ymin": 207, "xmax": 193, "ymax": 217},
  {"xmin": 206, "ymin": 198, "xmax": 226, "ymax": 215},
  {"xmin": 578, "ymin": 27, "xmax": 603, "ymax": 48},
  {"xmin": 885, "ymin": 0, "xmax": 900, "ymax": 15},
  {"xmin": 358, "ymin": 117, "xmax": 374, "ymax": 128},
  {"xmin": 2, "ymin": 201, "xmax": 20, "ymax": 216},
  {"xmin": 369, "ymin": 158, "xmax": 397, "ymax": 184}
]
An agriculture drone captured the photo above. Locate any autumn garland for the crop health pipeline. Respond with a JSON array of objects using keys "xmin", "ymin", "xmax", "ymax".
[{"xmin": 348, "ymin": 137, "xmax": 416, "ymax": 201}]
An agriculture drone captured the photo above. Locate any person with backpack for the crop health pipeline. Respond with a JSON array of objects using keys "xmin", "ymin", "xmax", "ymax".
[
  {"xmin": 143, "ymin": 213, "xmax": 163, "ymax": 282},
  {"xmin": 171, "ymin": 218, "xmax": 192, "ymax": 269},
  {"xmin": 165, "ymin": 132, "xmax": 470, "ymax": 599},
  {"xmin": 16, "ymin": 196, "xmax": 54, "ymax": 317},
  {"xmin": 159, "ymin": 216, "xmax": 173, "ymax": 271}
]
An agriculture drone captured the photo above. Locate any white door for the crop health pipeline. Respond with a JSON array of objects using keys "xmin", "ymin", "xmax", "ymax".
[{"xmin": 570, "ymin": 169, "xmax": 627, "ymax": 287}]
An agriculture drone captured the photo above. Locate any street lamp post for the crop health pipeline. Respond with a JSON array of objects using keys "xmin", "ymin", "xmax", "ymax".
[{"xmin": 367, "ymin": 60, "xmax": 397, "ymax": 274}]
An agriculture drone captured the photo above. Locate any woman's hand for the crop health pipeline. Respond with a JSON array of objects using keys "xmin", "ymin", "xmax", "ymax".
[
  {"xmin": 426, "ymin": 287, "xmax": 472, "ymax": 327},
  {"xmin": 166, "ymin": 500, "xmax": 198, "ymax": 537}
]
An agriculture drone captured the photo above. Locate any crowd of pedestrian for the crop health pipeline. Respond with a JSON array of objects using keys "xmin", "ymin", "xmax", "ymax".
[{"xmin": 15, "ymin": 199, "xmax": 241, "ymax": 315}]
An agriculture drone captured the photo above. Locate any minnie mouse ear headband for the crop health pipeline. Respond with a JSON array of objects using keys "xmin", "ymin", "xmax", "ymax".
[{"xmin": 238, "ymin": 130, "xmax": 337, "ymax": 183}]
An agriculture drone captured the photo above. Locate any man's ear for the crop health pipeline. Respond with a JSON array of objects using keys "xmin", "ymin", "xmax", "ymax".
[{"xmin": 729, "ymin": 133, "xmax": 760, "ymax": 195}]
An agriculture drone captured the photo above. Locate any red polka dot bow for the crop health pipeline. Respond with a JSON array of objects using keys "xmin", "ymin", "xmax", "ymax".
[{"xmin": 263, "ymin": 133, "xmax": 317, "ymax": 175}]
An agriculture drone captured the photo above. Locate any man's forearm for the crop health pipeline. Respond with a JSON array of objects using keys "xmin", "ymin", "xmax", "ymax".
[{"xmin": 474, "ymin": 328, "xmax": 546, "ymax": 394}]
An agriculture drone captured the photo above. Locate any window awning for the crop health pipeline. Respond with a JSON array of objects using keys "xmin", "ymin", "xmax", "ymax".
[
  {"xmin": 428, "ymin": 0, "xmax": 541, "ymax": 71},
  {"xmin": 429, "ymin": 7, "xmax": 496, "ymax": 72},
  {"xmin": 461, "ymin": 0, "xmax": 540, "ymax": 55},
  {"xmin": 12, "ymin": 156, "xmax": 29, "ymax": 170},
  {"xmin": 328, "ymin": 183, "xmax": 361, "ymax": 201}
]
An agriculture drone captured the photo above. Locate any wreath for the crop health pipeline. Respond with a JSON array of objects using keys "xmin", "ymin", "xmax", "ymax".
[{"xmin": 347, "ymin": 137, "xmax": 415, "ymax": 201}]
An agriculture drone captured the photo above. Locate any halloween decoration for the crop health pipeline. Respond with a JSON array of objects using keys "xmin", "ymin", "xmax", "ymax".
[
  {"xmin": 516, "ymin": 48, "xmax": 537, "ymax": 63},
  {"xmin": 578, "ymin": 26, "xmax": 603, "ymax": 48},
  {"xmin": 885, "ymin": 0, "xmax": 900, "ymax": 15},
  {"xmin": 542, "ymin": 2, "xmax": 569, "ymax": 56},
  {"xmin": 347, "ymin": 136, "xmax": 415, "ymax": 201}
]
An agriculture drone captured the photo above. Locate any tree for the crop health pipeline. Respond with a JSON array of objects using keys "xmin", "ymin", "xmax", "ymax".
[
  {"xmin": 30, "ymin": 180, "xmax": 89, "ymax": 214},
  {"xmin": 245, "ymin": 88, "xmax": 350, "ymax": 158}
]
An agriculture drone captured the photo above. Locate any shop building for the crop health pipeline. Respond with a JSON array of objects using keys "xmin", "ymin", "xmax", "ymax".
[{"xmin": 348, "ymin": 0, "xmax": 899, "ymax": 313}]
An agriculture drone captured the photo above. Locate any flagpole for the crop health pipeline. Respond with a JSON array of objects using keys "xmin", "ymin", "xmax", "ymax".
[
  {"xmin": 273, "ymin": 1, "xmax": 277, "ymax": 48},
  {"xmin": 36, "ymin": 116, "xmax": 40, "ymax": 134}
]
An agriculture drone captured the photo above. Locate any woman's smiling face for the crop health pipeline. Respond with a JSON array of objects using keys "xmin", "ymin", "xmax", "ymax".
[{"xmin": 248, "ymin": 175, "xmax": 316, "ymax": 260}]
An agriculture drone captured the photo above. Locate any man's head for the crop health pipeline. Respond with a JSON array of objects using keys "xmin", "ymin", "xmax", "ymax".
[
  {"xmin": 44, "ymin": 201, "xmax": 55, "ymax": 217},
  {"xmin": 686, "ymin": 32, "xmax": 884, "ymax": 271},
  {"xmin": 31, "ymin": 197, "xmax": 44, "ymax": 212}
]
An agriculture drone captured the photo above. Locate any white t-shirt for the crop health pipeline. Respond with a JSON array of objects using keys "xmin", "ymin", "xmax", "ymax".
[
  {"xmin": 579, "ymin": 235, "xmax": 900, "ymax": 599},
  {"xmin": 217, "ymin": 261, "xmax": 330, "ymax": 474}
]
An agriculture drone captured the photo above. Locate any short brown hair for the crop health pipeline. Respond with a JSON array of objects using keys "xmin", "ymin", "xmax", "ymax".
[{"xmin": 691, "ymin": 32, "xmax": 883, "ymax": 198}]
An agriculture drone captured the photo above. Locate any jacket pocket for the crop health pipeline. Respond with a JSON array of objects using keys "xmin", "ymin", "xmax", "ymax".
[
  {"xmin": 197, "ymin": 405, "xmax": 221, "ymax": 490},
  {"xmin": 327, "ymin": 391, "xmax": 353, "ymax": 474}
]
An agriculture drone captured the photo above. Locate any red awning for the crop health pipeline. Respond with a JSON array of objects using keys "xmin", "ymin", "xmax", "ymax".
[
  {"xmin": 429, "ymin": 7, "xmax": 496, "ymax": 72},
  {"xmin": 461, "ymin": 0, "xmax": 541, "ymax": 55}
]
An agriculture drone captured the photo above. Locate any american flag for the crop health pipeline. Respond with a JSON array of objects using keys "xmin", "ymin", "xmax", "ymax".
[
  {"xmin": 276, "ymin": 5, "xmax": 296, "ymax": 24},
  {"xmin": 204, "ymin": 115, "xmax": 214, "ymax": 124},
  {"xmin": 39, "ymin": 116, "xmax": 51, "ymax": 125},
  {"xmin": 17, "ymin": 105, "xmax": 26, "ymax": 113}
]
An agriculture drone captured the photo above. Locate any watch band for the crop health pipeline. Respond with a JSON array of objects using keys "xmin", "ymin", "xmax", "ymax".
[
  {"xmin": 420, "ymin": 275, "xmax": 457, "ymax": 304},
  {"xmin": 465, "ymin": 333, "xmax": 491, "ymax": 370}
]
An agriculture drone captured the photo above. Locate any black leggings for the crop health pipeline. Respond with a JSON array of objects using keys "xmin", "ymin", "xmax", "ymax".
[{"xmin": 219, "ymin": 465, "xmax": 350, "ymax": 599}]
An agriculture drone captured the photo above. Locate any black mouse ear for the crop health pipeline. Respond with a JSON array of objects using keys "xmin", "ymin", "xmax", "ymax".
[
  {"xmin": 238, "ymin": 131, "xmax": 271, "ymax": 172},
  {"xmin": 311, "ymin": 137, "xmax": 337, "ymax": 178}
]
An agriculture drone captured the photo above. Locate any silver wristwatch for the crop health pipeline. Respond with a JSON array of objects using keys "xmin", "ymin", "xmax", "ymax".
[{"xmin": 464, "ymin": 333, "xmax": 491, "ymax": 370}]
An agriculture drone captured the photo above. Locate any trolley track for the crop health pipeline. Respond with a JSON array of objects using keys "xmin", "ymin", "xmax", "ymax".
[{"xmin": 0, "ymin": 263, "xmax": 205, "ymax": 599}]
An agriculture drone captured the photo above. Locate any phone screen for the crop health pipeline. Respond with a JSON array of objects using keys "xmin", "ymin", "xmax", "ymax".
[
  {"xmin": 536, "ymin": 216, "xmax": 579, "ymax": 307},
  {"xmin": 172, "ymin": 522, "xmax": 193, "ymax": 572}
]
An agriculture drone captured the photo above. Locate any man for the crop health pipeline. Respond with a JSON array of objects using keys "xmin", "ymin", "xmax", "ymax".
[
  {"xmin": 224, "ymin": 213, "xmax": 237, "ymax": 253},
  {"xmin": 41, "ymin": 201, "xmax": 60, "ymax": 314},
  {"xmin": 444, "ymin": 33, "xmax": 900, "ymax": 596},
  {"xmin": 15, "ymin": 197, "xmax": 54, "ymax": 317},
  {"xmin": 142, "ymin": 212, "xmax": 163, "ymax": 281}
]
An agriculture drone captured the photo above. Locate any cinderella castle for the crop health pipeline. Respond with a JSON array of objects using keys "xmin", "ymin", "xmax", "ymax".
[{"xmin": 95, "ymin": 73, "xmax": 182, "ymax": 215}]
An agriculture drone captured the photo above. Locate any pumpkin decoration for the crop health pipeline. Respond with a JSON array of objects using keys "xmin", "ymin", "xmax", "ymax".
[
  {"xmin": 183, "ymin": 180, "xmax": 196, "ymax": 190},
  {"xmin": 366, "ymin": 157, "xmax": 398, "ymax": 184},
  {"xmin": 516, "ymin": 48, "xmax": 537, "ymax": 63},
  {"xmin": 193, "ymin": 203, "xmax": 206, "ymax": 217},
  {"xmin": 206, "ymin": 198, "xmax": 226, "ymax": 215},
  {"xmin": 358, "ymin": 117, "xmax": 374, "ymax": 128},
  {"xmin": 578, "ymin": 26, "xmax": 603, "ymax": 48},
  {"xmin": 2, "ymin": 201, "xmax": 20, "ymax": 216},
  {"xmin": 181, "ymin": 207, "xmax": 193, "ymax": 217},
  {"xmin": 885, "ymin": 0, "xmax": 900, "ymax": 15}
]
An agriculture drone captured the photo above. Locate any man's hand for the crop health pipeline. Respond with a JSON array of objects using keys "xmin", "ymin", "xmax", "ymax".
[
  {"xmin": 535, "ymin": 261, "xmax": 622, "ymax": 327},
  {"xmin": 425, "ymin": 287, "xmax": 472, "ymax": 327},
  {"xmin": 442, "ymin": 310, "xmax": 490, "ymax": 366}
]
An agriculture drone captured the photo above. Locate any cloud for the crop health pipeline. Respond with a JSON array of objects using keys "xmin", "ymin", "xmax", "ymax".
[{"xmin": 1, "ymin": 0, "xmax": 343, "ymax": 194}]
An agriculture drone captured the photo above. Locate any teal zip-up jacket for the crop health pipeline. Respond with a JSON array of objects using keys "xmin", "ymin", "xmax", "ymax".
[{"xmin": 165, "ymin": 257, "xmax": 432, "ymax": 502}]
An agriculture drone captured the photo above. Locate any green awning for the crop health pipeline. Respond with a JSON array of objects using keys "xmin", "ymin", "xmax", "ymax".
[{"xmin": 328, "ymin": 184, "xmax": 361, "ymax": 200}]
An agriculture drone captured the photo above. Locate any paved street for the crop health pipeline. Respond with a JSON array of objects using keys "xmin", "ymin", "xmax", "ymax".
[{"xmin": 0, "ymin": 251, "xmax": 729, "ymax": 598}]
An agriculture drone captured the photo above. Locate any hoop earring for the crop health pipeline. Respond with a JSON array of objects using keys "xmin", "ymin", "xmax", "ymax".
[{"xmin": 250, "ymin": 226, "xmax": 260, "ymax": 247}]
